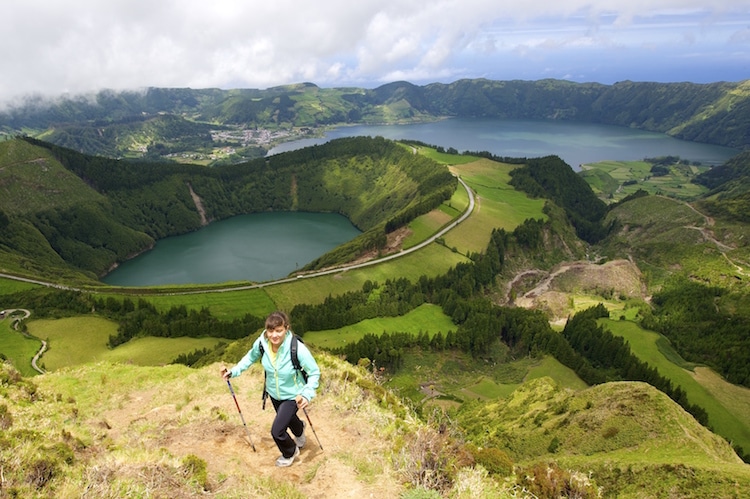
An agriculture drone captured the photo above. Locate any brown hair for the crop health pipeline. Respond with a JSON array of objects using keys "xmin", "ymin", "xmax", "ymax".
[{"xmin": 265, "ymin": 311, "xmax": 290, "ymax": 331}]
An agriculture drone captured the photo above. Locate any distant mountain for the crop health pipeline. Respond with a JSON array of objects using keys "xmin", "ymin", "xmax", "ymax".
[{"xmin": 2, "ymin": 78, "xmax": 748, "ymax": 162}]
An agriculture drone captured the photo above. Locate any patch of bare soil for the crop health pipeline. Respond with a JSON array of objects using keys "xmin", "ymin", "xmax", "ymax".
[
  {"xmin": 344, "ymin": 227, "xmax": 412, "ymax": 267},
  {"xmin": 507, "ymin": 259, "xmax": 647, "ymax": 321},
  {"xmin": 95, "ymin": 371, "xmax": 405, "ymax": 498}
]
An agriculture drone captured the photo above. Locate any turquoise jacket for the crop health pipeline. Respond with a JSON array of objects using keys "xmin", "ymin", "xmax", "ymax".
[{"xmin": 228, "ymin": 330, "xmax": 320, "ymax": 403}]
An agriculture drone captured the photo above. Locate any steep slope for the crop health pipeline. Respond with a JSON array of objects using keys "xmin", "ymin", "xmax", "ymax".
[
  {"xmin": 2, "ymin": 356, "xmax": 748, "ymax": 498},
  {"xmin": 694, "ymin": 150, "xmax": 750, "ymax": 223},
  {"xmin": 456, "ymin": 377, "xmax": 750, "ymax": 498}
]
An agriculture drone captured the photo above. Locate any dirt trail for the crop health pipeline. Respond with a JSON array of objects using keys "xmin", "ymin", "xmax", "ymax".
[{"xmin": 95, "ymin": 371, "xmax": 404, "ymax": 498}]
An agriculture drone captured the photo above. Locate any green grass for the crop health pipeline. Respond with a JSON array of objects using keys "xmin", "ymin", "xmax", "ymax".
[
  {"xmin": 138, "ymin": 288, "xmax": 277, "ymax": 320},
  {"xmin": 414, "ymin": 146, "xmax": 481, "ymax": 165},
  {"xmin": 266, "ymin": 243, "xmax": 469, "ymax": 312},
  {"xmin": 601, "ymin": 318, "xmax": 750, "ymax": 454},
  {"xmin": 0, "ymin": 277, "xmax": 40, "ymax": 295},
  {"xmin": 100, "ymin": 336, "xmax": 227, "ymax": 366},
  {"xmin": 26, "ymin": 316, "xmax": 228, "ymax": 371},
  {"xmin": 0, "ymin": 318, "xmax": 41, "ymax": 377},
  {"xmin": 303, "ymin": 303, "xmax": 455, "ymax": 349},
  {"xmin": 444, "ymin": 159, "xmax": 547, "ymax": 254},
  {"xmin": 525, "ymin": 355, "xmax": 589, "ymax": 390},
  {"xmin": 455, "ymin": 355, "xmax": 588, "ymax": 403},
  {"xmin": 0, "ymin": 139, "xmax": 105, "ymax": 216},
  {"xmin": 26, "ymin": 317, "xmax": 115, "ymax": 370},
  {"xmin": 402, "ymin": 185, "xmax": 467, "ymax": 250},
  {"xmin": 579, "ymin": 159, "xmax": 711, "ymax": 203}
]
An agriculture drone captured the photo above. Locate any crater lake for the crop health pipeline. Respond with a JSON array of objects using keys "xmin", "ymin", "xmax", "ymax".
[{"xmin": 101, "ymin": 212, "xmax": 361, "ymax": 286}]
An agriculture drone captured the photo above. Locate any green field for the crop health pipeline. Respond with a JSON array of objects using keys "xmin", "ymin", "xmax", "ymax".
[
  {"xmin": 303, "ymin": 303, "xmax": 455, "ymax": 349},
  {"xmin": 601, "ymin": 318, "xmax": 750, "ymax": 453},
  {"xmin": 26, "ymin": 316, "xmax": 227, "ymax": 371},
  {"xmin": 0, "ymin": 317, "xmax": 41, "ymax": 377},
  {"xmin": 579, "ymin": 159, "xmax": 710, "ymax": 203},
  {"xmin": 0, "ymin": 278, "xmax": 40, "ymax": 296},
  {"xmin": 138, "ymin": 287, "xmax": 277, "ymax": 320},
  {"xmin": 446, "ymin": 159, "xmax": 547, "ymax": 254}
]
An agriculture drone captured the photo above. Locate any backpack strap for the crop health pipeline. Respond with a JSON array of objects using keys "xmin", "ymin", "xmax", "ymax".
[{"xmin": 290, "ymin": 335, "xmax": 309, "ymax": 382}]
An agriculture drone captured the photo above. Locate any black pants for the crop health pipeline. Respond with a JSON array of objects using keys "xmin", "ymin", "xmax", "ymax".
[{"xmin": 270, "ymin": 397, "xmax": 304, "ymax": 458}]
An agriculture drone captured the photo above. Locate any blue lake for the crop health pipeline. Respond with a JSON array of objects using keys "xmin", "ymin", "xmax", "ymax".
[{"xmin": 269, "ymin": 117, "xmax": 739, "ymax": 169}]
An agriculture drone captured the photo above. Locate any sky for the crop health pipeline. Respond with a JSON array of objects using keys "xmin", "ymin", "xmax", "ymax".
[{"xmin": 2, "ymin": 0, "xmax": 750, "ymax": 107}]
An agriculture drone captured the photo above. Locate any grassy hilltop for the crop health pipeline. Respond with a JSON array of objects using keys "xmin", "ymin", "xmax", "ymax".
[
  {"xmin": 1, "ymin": 357, "xmax": 749, "ymax": 498},
  {"xmin": 1, "ymin": 136, "xmax": 750, "ymax": 497}
]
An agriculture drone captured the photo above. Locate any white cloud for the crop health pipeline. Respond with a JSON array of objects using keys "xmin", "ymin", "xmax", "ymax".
[{"xmin": 0, "ymin": 0, "xmax": 748, "ymax": 106}]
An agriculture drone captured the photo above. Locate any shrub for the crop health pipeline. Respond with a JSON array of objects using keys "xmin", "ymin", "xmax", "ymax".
[
  {"xmin": 181, "ymin": 454, "xmax": 209, "ymax": 491},
  {"xmin": 548, "ymin": 436, "xmax": 561, "ymax": 453},
  {"xmin": 517, "ymin": 461, "xmax": 600, "ymax": 499},
  {"xmin": 26, "ymin": 457, "xmax": 59, "ymax": 489},
  {"xmin": 474, "ymin": 447, "xmax": 514, "ymax": 477},
  {"xmin": 0, "ymin": 403, "xmax": 13, "ymax": 430},
  {"xmin": 603, "ymin": 426, "xmax": 619, "ymax": 439},
  {"xmin": 396, "ymin": 426, "xmax": 473, "ymax": 493}
]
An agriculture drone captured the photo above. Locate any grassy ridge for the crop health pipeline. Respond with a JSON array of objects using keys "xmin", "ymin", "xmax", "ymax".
[
  {"xmin": 0, "ymin": 140, "xmax": 105, "ymax": 216},
  {"xmin": 3, "ymin": 357, "xmax": 749, "ymax": 497},
  {"xmin": 602, "ymin": 318, "xmax": 750, "ymax": 453},
  {"xmin": 456, "ymin": 377, "xmax": 750, "ymax": 497}
]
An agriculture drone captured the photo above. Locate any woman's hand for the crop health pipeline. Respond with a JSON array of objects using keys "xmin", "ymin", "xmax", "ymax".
[
  {"xmin": 295, "ymin": 395, "xmax": 309, "ymax": 410},
  {"xmin": 220, "ymin": 367, "xmax": 231, "ymax": 380}
]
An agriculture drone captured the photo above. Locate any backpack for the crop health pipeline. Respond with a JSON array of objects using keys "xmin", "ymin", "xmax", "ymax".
[{"xmin": 259, "ymin": 334, "xmax": 308, "ymax": 409}]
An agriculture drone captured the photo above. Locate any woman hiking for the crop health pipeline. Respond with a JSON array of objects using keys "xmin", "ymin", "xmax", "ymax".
[{"xmin": 221, "ymin": 311, "xmax": 320, "ymax": 467}]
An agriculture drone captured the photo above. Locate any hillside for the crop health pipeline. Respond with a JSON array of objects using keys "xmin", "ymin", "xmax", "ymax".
[
  {"xmin": 0, "ymin": 136, "xmax": 456, "ymax": 281},
  {"xmin": 693, "ymin": 150, "xmax": 750, "ymax": 223},
  {"xmin": 1, "ymin": 354, "xmax": 748, "ymax": 498},
  {"xmin": 2, "ymin": 78, "xmax": 749, "ymax": 163},
  {"xmin": 2, "ymin": 137, "xmax": 750, "ymax": 497}
]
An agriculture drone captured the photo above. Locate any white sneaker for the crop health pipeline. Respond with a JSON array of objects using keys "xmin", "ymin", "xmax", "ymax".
[
  {"xmin": 275, "ymin": 446, "xmax": 300, "ymax": 467},
  {"xmin": 295, "ymin": 421, "xmax": 307, "ymax": 449}
]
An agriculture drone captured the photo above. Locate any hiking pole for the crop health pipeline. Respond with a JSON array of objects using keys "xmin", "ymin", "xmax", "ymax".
[
  {"xmin": 302, "ymin": 407, "xmax": 323, "ymax": 450},
  {"xmin": 226, "ymin": 379, "xmax": 256, "ymax": 451}
]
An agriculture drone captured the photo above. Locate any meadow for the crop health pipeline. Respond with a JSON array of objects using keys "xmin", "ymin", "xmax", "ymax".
[
  {"xmin": 303, "ymin": 303, "xmax": 455, "ymax": 349},
  {"xmin": 0, "ymin": 317, "xmax": 40, "ymax": 377},
  {"xmin": 26, "ymin": 317, "xmax": 225, "ymax": 371},
  {"xmin": 579, "ymin": 159, "xmax": 710, "ymax": 203}
]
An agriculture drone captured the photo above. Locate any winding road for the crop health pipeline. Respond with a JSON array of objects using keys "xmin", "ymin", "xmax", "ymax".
[{"xmin": 1, "ymin": 308, "xmax": 45, "ymax": 374}]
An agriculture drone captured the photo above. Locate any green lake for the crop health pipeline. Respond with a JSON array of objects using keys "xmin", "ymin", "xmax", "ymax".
[{"xmin": 102, "ymin": 212, "xmax": 361, "ymax": 286}]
